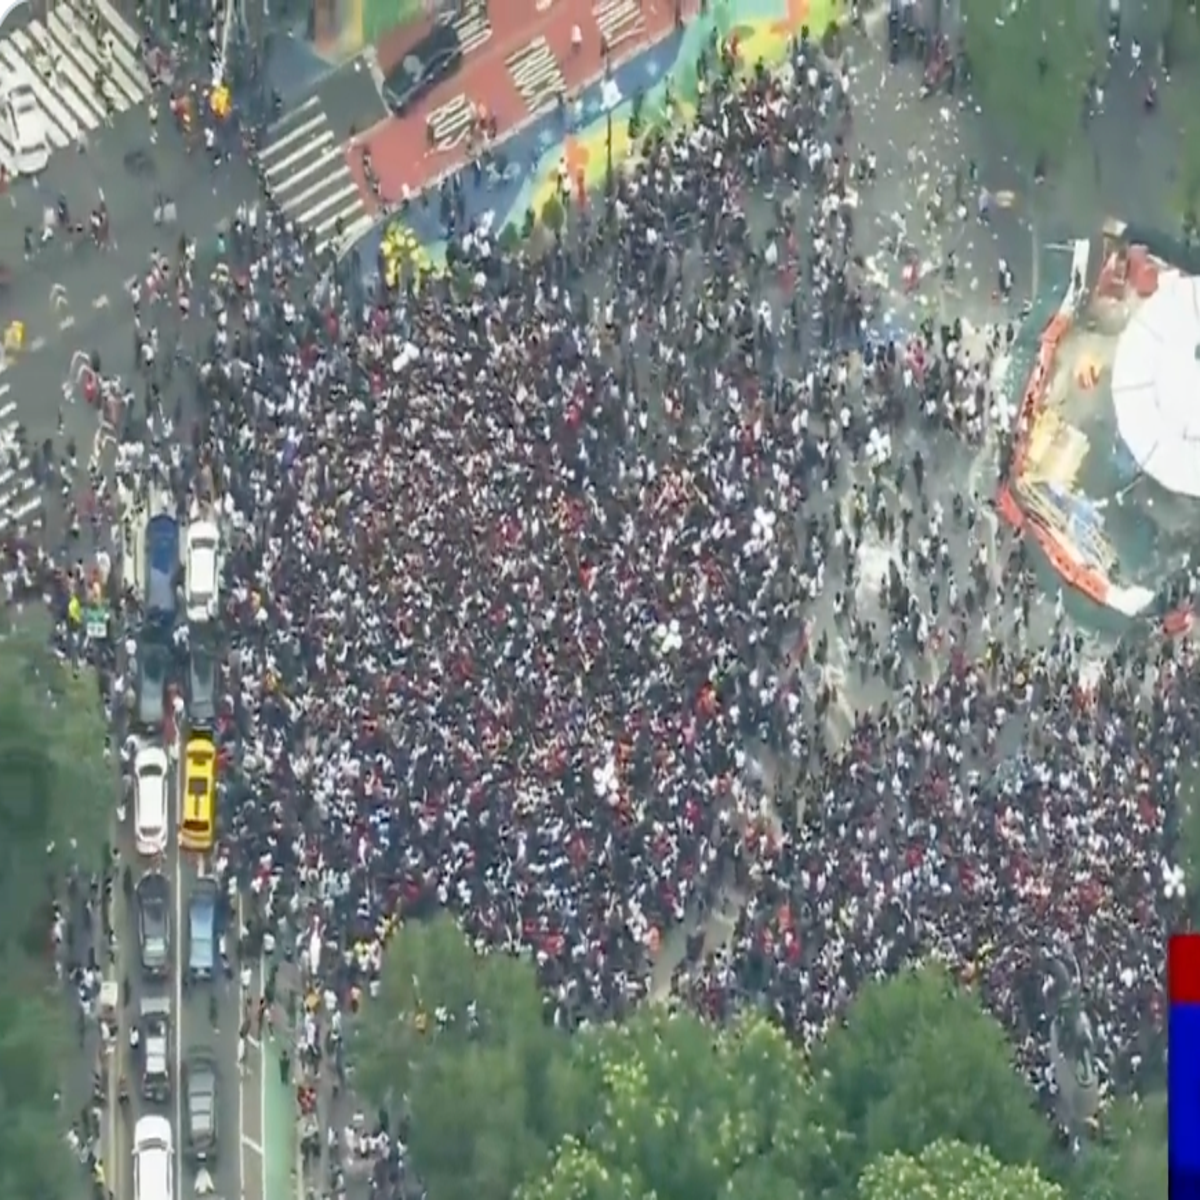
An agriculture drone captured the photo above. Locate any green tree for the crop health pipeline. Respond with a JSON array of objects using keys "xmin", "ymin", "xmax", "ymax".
[
  {"xmin": 0, "ymin": 959, "xmax": 76, "ymax": 1200},
  {"xmin": 858, "ymin": 1140, "xmax": 1067, "ymax": 1200},
  {"xmin": 1070, "ymin": 1092, "xmax": 1167, "ymax": 1200},
  {"xmin": 0, "ymin": 614, "xmax": 113, "ymax": 953},
  {"xmin": 0, "ymin": 612, "xmax": 115, "ymax": 1200},
  {"xmin": 814, "ymin": 964, "xmax": 1051, "ymax": 1185},
  {"xmin": 962, "ymin": 0, "xmax": 1098, "ymax": 179},
  {"xmin": 525, "ymin": 1008, "xmax": 840, "ymax": 1200},
  {"xmin": 348, "ymin": 914, "xmax": 569, "ymax": 1200}
]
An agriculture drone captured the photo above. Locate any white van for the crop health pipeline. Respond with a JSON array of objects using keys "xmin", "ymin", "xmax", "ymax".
[
  {"xmin": 133, "ymin": 1114, "xmax": 174, "ymax": 1200},
  {"xmin": 0, "ymin": 82, "xmax": 50, "ymax": 177}
]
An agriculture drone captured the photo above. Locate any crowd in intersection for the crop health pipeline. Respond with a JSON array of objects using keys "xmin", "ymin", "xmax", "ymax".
[{"xmin": 13, "ymin": 16, "xmax": 1192, "ymax": 1190}]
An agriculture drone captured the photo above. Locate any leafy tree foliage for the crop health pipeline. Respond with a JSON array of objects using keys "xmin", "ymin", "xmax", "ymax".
[
  {"xmin": 858, "ymin": 1140, "xmax": 1066, "ymax": 1200},
  {"xmin": 0, "ymin": 614, "xmax": 115, "ymax": 1200},
  {"xmin": 813, "ymin": 964, "xmax": 1051, "ymax": 1184},
  {"xmin": 348, "ymin": 914, "xmax": 569, "ymax": 1200},
  {"xmin": 961, "ymin": 0, "xmax": 1098, "ymax": 176},
  {"xmin": 0, "ymin": 960, "xmax": 77, "ymax": 1200},
  {"xmin": 0, "ymin": 614, "xmax": 112, "ymax": 950},
  {"xmin": 533, "ymin": 1008, "xmax": 841, "ymax": 1200},
  {"xmin": 1069, "ymin": 1092, "xmax": 1167, "ymax": 1200},
  {"xmin": 353, "ymin": 927, "xmax": 1126, "ymax": 1200}
]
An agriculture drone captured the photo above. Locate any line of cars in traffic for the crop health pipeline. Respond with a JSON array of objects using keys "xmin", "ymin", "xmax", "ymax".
[{"xmin": 128, "ymin": 502, "xmax": 226, "ymax": 1200}]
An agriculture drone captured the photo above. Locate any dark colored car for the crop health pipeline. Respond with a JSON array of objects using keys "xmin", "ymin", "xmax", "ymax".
[
  {"xmin": 183, "ymin": 1049, "xmax": 219, "ymax": 1162},
  {"xmin": 136, "ymin": 639, "xmax": 169, "ymax": 731},
  {"xmin": 188, "ymin": 641, "xmax": 217, "ymax": 731},
  {"xmin": 135, "ymin": 871, "xmax": 171, "ymax": 978},
  {"xmin": 383, "ymin": 22, "xmax": 463, "ymax": 114},
  {"xmin": 145, "ymin": 512, "xmax": 179, "ymax": 619}
]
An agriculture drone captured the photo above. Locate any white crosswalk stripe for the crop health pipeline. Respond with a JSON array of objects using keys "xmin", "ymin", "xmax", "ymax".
[
  {"xmin": 257, "ymin": 97, "xmax": 370, "ymax": 257},
  {"xmin": 0, "ymin": 0, "xmax": 148, "ymax": 154},
  {"xmin": 0, "ymin": 389, "xmax": 43, "ymax": 533},
  {"xmin": 452, "ymin": 0, "xmax": 491, "ymax": 55},
  {"xmin": 505, "ymin": 37, "xmax": 566, "ymax": 116},
  {"xmin": 593, "ymin": 0, "xmax": 645, "ymax": 48}
]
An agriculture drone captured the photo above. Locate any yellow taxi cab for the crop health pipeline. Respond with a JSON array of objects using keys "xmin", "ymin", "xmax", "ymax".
[{"xmin": 180, "ymin": 735, "xmax": 216, "ymax": 852}]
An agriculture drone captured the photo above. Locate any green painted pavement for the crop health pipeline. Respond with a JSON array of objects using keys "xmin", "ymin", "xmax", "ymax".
[
  {"xmin": 264, "ymin": 1034, "xmax": 299, "ymax": 1200},
  {"xmin": 363, "ymin": 0, "xmax": 425, "ymax": 48}
]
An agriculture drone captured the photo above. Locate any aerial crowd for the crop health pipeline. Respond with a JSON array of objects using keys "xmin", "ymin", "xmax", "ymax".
[{"xmin": 12, "ymin": 14, "xmax": 1188, "ymax": 1172}]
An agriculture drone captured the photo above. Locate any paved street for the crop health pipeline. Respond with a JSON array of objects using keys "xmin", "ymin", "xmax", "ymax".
[
  {"xmin": 255, "ymin": 57, "xmax": 385, "ymax": 252},
  {"xmin": 0, "ymin": 0, "xmax": 149, "ymax": 153},
  {"xmin": 0, "ymin": 110, "xmax": 261, "ymax": 539}
]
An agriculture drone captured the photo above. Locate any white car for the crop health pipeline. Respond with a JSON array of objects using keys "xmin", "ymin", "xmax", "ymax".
[
  {"xmin": 0, "ymin": 82, "xmax": 50, "ymax": 177},
  {"xmin": 184, "ymin": 518, "xmax": 220, "ymax": 623},
  {"xmin": 133, "ymin": 1114, "xmax": 174, "ymax": 1200},
  {"xmin": 134, "ymin": 746, "xmax": 170, "ymax": 856}
]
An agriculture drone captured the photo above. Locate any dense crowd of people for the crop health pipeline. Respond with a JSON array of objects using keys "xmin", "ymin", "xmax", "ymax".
[{"xmin": 36, "ymin": 14, "xmax": 1184, "ymax": 1189}]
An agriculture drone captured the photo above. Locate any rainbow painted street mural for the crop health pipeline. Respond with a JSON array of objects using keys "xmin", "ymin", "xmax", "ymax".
[{"xmin": 359, "ymin": 0, "xmax": 837, "ymax": 279}]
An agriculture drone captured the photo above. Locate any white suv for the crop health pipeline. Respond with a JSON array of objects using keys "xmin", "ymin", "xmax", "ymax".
[{"xmin": 133, "ymin": 1114, "xmax": 173, "ymax": 1200}]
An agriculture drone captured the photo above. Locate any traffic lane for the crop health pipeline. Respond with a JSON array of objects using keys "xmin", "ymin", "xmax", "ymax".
[
  {"xmin": 115, "ymin": 814, "xmax": 174, "ymax": 1195},
  {"xmin": 173, "ymin": 732, "xmax": 246, "ymax": 1200},
  {"xmin": 1, "ymin": 172, "xmax": 258, "ymax": 355},
  {"xmin": 177, "ymin": 861, "xmax": 246, "ymax": 1197},
  {"xmin": 0, "ymin": 105, "xmax": 260, "ymax": 266},
  {"xmin": 0, "ymin": 126, "xmax": 261, "ymax": 348},
  {"xmin": 105, "ymin": 867, "xmax": 134, "ymax": 1200},
  {"xmin": 237, "ymin": 932, "xmax": 266, "ymax": 1200}
]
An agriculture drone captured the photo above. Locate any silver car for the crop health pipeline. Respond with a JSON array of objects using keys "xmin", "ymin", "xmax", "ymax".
[{"xmin": 183, "ymin": 1050, "xmax": 219, "ymax": 1162}]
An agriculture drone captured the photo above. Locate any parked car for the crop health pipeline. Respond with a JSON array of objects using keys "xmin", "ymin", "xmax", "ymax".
[
  {"xmin": 182, "ymin": 1048, "xmax": 219, "ymax": 1162},
  {"xmin": 383, "ymin": 22, "xmax": 463, "ymax": 114},
  {"xmin": 139, "ymin": 996, "xmax": 172, "ymax": 1102},
  {"xmin": 145, "ymin": 512, "xmax": 180, "ymax": 621},
  {"xmin": 188, "ymin": 640, "xmax": 218, "ymax": 732},
  {"xmin": 134, "ymin": 745, "xmax": 170, "ymax": 856},
  {"xmin": 184, "ymin": 518, "xmax": 220, "ymax": 623},
  {"xmin": 135, "ymin": 872, "xmax": 171, "ymax": 978},
  {"xmin": 133, "ymin": 1114, "xmax": 174, "ymax": 1200},
  {"xmin": 188, "ymin": 876, "xmax": 218, "ymax": 980},
  {"xmin": 0, "ymin": 80, "xmax": 50, "ymax": 177},
  {"xmin": 136, "ymin": 639, "xmax": 169, "ymax": 731},
  {"xmin": 181, "ymin": 737, "xmax": 217, "ymax": 853}
]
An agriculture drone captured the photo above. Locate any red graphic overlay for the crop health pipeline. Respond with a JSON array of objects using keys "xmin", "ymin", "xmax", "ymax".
[
  {"xmin": 1171, "ymin": 933, "xmax": 1200, "ymax": 1005},
  {"xmin": 347, "ymin": 0, "xmax": 681, "ymax": 204}
]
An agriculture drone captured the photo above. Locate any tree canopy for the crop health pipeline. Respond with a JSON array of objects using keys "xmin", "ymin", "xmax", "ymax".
[
  {"xmin": 0, "ymin": 960, "xmax": 77, "ymax": 1200},
  {"xmin": 0, "ymin": 613, "xmax": 112, "ymax": 949},
  {"xmin": 0, "ymin": 613, "xmax": 115, "ymax": 1200},
  {"xmin": 858, "ymin": 1140, "xmax": 1066, "ymax": 1200},
  {"xmin": 348, "ymin": 913, "xmax": 570, "ymax": 1200},
  {"xmin": 1069, "ymin": 1092, "xmax": 1168, "ymax": 1200},
  {"xmin": 527, "ymin": 1008, "xmax": 842, "ymax": 1200},
  {"xmin": 351, "ymin": 922, "xmax": 1151, "ymax": 1200},
  {"xmin": 811, "ymin": 963, "xmax": 1051, "ymax": 1184},
  {"xmin": 962, "ymin": 0, "xmax": 1098, "ymax": 175}
]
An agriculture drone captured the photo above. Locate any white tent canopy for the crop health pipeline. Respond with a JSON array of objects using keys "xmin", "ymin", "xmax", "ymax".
[{"xmin": 1112, "ymin": 272, "xmax": 1200, "ymax": 498}]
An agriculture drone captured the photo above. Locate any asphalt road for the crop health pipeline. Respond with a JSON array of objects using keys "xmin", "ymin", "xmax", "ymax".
[
  {"xmin": 113, "ymin": 504, "xmax": 264, "ymax": 1200},
  {"xmin": 0, "ymin": 103, "xmax": 262, "ymax": 526}
]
